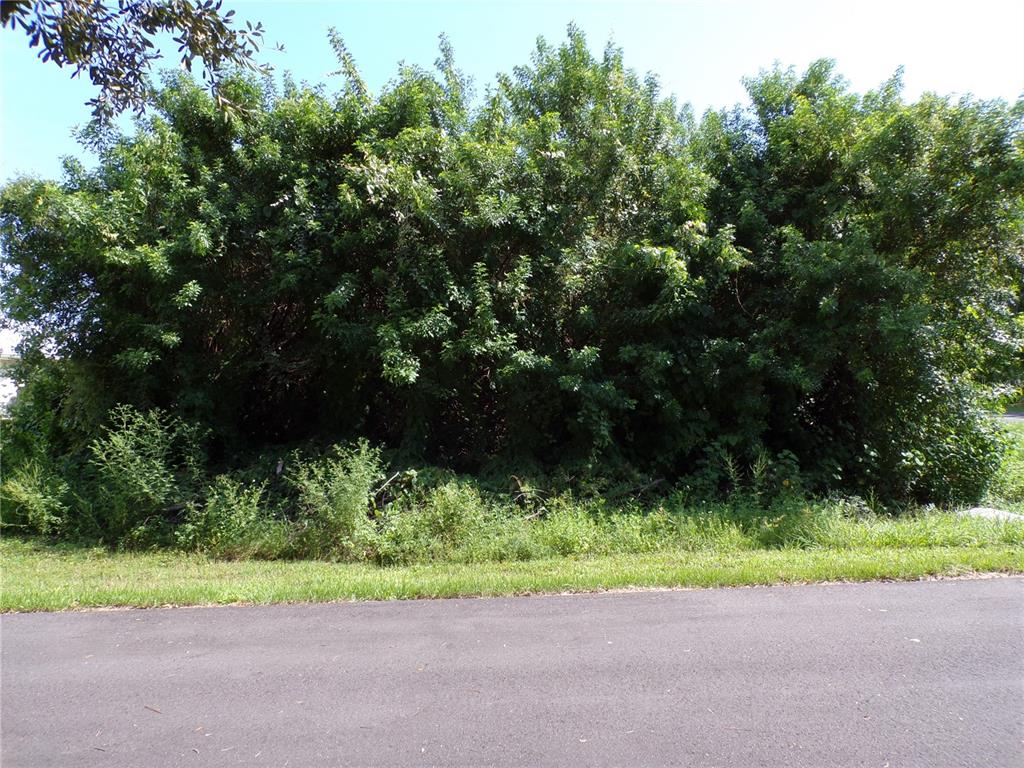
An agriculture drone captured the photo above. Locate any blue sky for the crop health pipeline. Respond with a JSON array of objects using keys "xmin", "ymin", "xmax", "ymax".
[{"xmin": 2, "ymin": 0, "xmax": 1023, "ymax": 184}]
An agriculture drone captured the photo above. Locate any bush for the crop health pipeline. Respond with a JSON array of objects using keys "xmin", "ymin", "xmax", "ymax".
[
  {"xmin": 450, "ymin": 510, "xmax": 545, "ymax": 564},
  {"xmin": 866, "ymin": 391, "xmax": 1006, "ymax": 505},
  {"xmin": 87, "ymin": 406, "xmax": 204, "ymax": 542},
  {"xmin": 176, "ymin": 476, "xmax": 288, "ymax": 559},
  {"xmin": 287, "ymin": 441, "xmax": 381, "ymax": 559},
  {"xmin": 986, "ymin": 423, "xmax": 1024, "ymax": 508},
  {"xmin": 0, "ymin": 460, "xmax": 69, "ymax": 535},
  {"xmin": 532, "ymin": 498, "xmax": 609, "ymax": 557},
  {"xmin": 601, "ymin": 508, "xmax": 676, "ymax": 554},
  {"xmin": 669, "ymin": 506, "xmax": 753, "ymax": 552},
  {"xmin": 377, "ymin": 480, "xmax": 492, "ymax": 564}
]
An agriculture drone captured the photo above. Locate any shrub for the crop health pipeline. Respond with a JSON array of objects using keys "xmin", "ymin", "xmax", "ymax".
[
  {"xmin": 87, "ymin": 406, "xmax": 204, "ymax": 542},
  {"xmin": 0, "ymin": 460, "xmax": 69, "ymax": 535},
  {"xmin": 287, "ymin": 441, "xmax": 381, "ymax": 559},
  {"xmin": 532, "ymin": 498, "xmax": 609, "ymax": 557},
  {"xmin": 599, "ymin": 507, "xmax": 676, "ymax": 554},
  {"xmin": 176, "ymin": 475, "xmax": 287, "ymax": 559},
  {"xmin": 872, "ymin": 393, "xmax": 1006, "ymax": 505},
  {"xmin": 377, "ymin": 480, "xmax": 492, "ymax": 564},
  {"xmin": 450, "ymin": 512, "xmax": 545, "ymax": 564},
  {"xmin": 987, "ymin": 423, "xmax": 1024, "ymax": 508},
  {"xmin": 744, "ymin": 498, "xmax": 833, "ymax": 549},
  {"xmin": 669, "ymin": 506, "xmax": 754, "ymax": 552}
]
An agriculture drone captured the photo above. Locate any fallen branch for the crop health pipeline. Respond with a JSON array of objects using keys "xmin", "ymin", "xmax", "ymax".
[
  {"xmin": 373, "ymin": 472, "xmax": 402, "ymax": 498},
  {"xmin": 608, "ymin": 478, "xmax": 664, "ymax": 501}
]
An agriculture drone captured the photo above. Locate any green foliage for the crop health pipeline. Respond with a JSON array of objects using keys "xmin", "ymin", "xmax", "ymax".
[
  {"xmin": 0, "ymin": 459, "xmax": 69, "ymax": 535},
  {"xmin": 2, "ymin": 0, "xmax": 270, "ymax": 119},
  {"xmin": 794, "ymin": 504, "xmax": 1024, "ymax": 550},
  {"xmin": 1, "ymin": 30, "xmax": 1021, "ymax": 546},
  {"xmin": 669, "ymin": 507, "xmax": 754, "ymax": 552},
  {"xmin": 176, "ymin": 475, "xmax": 287, "ymax": 559},
  {"xmin": 532, "ymin": 499, "xmax": 608, "ymax": 556},
  {"xmin": 377, "ymin": 480, "xmax": 493, "ymax": 564},
  {"xmin": 287, "ymin": 441, "xmax": 382, "ymax": 560},
  {"xmin": 986, "ymin": 422, "xmax": 1024, "ymax": 511},
  {"xmin": 694, "ymin": 62, "xmax": 1023, "ymax": 501},
  {"xmin": 87, "ymin": 406, "xmax": 203, "ymax": 542}
]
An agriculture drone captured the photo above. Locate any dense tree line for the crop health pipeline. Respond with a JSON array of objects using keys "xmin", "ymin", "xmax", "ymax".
[{"xmin": 2, "ymin": 29, "xmax": 1022, "ymax": 534}]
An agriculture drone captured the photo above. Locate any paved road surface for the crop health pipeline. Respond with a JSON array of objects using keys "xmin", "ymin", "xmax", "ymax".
[{"xmin": 3, "ymin": 579, "xmax": 1023, "ymax": 767}]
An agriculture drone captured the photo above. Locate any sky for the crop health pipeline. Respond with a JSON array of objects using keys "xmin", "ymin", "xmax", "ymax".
[{"xmin": 2, "ymin": 0, "xmax": 1023, "ymax": 183}]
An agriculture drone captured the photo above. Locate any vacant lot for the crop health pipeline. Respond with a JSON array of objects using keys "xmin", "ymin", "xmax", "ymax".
[{"xmin": 4, "ymin": 422, "xmax": 1021, "ymax": 613}]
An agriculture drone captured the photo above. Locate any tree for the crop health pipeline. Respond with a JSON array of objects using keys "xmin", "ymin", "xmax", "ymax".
[
  {"xmin": 695, "ymin": 62, "xmax": 1023, "ymax": 500},
  {"xmin": 2, "ymin": 31, "xmax": 1021, "ymax": 505},
  {"xmin": 1, "ymin": 0, "xmax": 270, "ymax": 118}
]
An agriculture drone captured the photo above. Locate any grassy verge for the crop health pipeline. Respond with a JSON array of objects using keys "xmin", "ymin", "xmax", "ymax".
[
  {"xmin": 4, "ymin": 421, "xmax": 1021, "ymax": 612},
  {"xmin": 3, "ymin": 530, "xmax": 1022, "ymax": 612},
  {"xmin": 986, "ymin": 420, "xmax": 1023, "ymax": 514}
]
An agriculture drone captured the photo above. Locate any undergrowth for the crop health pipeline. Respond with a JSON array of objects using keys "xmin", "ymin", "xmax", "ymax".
[{"xmin": 4, "ymin": 413, "xmax": 1022, "ymax": 566}]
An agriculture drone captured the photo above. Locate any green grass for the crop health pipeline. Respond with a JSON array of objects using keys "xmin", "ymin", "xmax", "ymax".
[
  {"xmin": 987, "ymin": 420, "xmax": 1024, "ymax": 514},
  {"xmin": 4, "ymin": 422, "xmax": 1022, "ymax": 612},
  {"xmin": 3, "ymin": 511, "xmax": 1022, "ymax": 612}
]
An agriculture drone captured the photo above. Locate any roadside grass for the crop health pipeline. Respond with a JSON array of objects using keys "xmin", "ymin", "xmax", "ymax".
[
  {"xmin": 986, "ymin": 419, "xmax": 1024, "ymax": 514},
  {"xmin": 3, "ymin": 510, "xmax": 1022, "ymax": 611},
  {"xmin": 3, "ymin": 422, "xmax": 1021, "ymax": 612}
]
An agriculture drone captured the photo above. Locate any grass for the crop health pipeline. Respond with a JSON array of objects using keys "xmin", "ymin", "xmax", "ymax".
[
  {"xmin": 3, "ymin": 421, "xmax": 1022, "ymax": 612},
  {"xmin": 3, "ymin": 511, "xmax": 1022, "ymax": 611},
  {"xmin": 987, "ymin": 420, "xmax": 1024, "ymax": 514}
]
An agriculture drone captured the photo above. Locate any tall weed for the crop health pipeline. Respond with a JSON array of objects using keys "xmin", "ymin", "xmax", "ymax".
[
  {"xmin": 0, "ymin": 459, "xmax": 69, "ymax": 535},
  {"xmin": 87, "ymin": 406, "xmax": 204, "ymax": 542},
  {"xmin": 177, "ymin": 476, "xmax": 288, "ymax": 559},
  {"xmin": 288, "ymin": 440, "xmax": 381, "ymax": 559},
  {"xmin": 377, "ymin": 480, "xmax": 491, "ymax": 564}
]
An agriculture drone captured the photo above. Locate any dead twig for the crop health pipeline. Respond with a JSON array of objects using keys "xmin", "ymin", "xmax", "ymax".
[
  {"xmin": 608, "ymin": 478, "xmax": 664, "ymax": 500},
  {"xmin": 373, "ymin": 472, "xmax": 402, "ymax": 498}
]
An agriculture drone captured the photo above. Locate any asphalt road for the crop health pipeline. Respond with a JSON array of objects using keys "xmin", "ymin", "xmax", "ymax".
[{"xmin": 3, "ymin": 579, "xmax": 1023, "ymax": 768}]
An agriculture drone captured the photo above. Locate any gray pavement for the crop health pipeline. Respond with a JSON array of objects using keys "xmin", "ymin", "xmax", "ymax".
[{"xmin": 2, "ymin": 578, "xmax": 1023, "ymax": 767}]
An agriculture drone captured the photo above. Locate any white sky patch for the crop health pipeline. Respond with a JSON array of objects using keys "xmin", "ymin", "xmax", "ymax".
[
  {"xmin": 0, "ymin": 328, "xmax": 20, "ymax": 411},
  {"xmin": 0, "ymin": 328, "xmax": 21, "ymax": 357}
]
